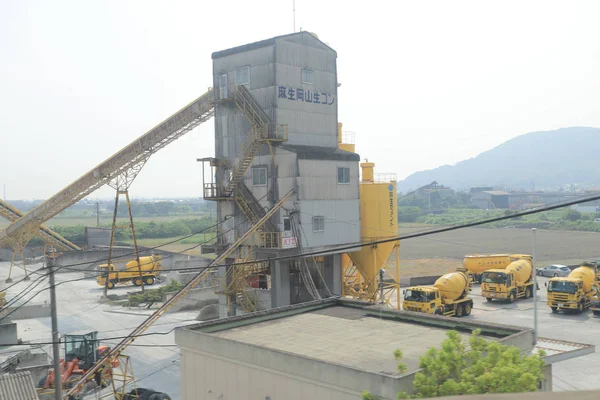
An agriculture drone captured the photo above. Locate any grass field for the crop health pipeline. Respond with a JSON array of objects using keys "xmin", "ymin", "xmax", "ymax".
[
  {"xmin": 120, "ymin": 233, "xmax": 217, "ymax": 257},
  {"xmin": 0, "ymin": 213, "xmax": 210, "ymax": 229}
]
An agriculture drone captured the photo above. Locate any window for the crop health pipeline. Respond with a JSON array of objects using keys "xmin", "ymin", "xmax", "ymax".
[
  {"xmin": 283, "ymin": 217, "xmax": 291, "ymax": 232},
  {"xmin": 252, "ymin": 167, "xmax": 267, "ymax": 186},
  {"xmin": 302, "ymin": 68, "xmax": 314, "ymax": 84},
  {"xmin": 312, "ymin": 216, "xmax": 325, "ymax": 232},
  {"xmin": 337, "ymin": 167, "xmax": 350, "ymax": 184},
  {"xmin": 235, "ymin": 66, "xmax": 250, "ymax": 85}
]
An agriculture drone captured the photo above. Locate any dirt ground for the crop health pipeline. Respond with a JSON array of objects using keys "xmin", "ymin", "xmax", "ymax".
[{"xmin": 393, "ymin": 225, "xmax": 600, "ymax": 278}]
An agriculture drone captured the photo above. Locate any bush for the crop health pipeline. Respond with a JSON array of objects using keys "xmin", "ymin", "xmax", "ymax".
[
  {"xmin": 398, "ymin": 207, "xmax": 422, "ymax": 223},
  {"xmin": 126, "ymin": 279, "xmax": 185, "ymax": 307},
  {"xmin": 565, "ymin": 209, "xmax": 582, "ymax": 221}
]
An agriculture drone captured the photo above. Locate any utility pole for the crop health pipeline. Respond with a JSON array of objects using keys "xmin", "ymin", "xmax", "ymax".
[
  {"xmin": 46, "ymin": 248, "xmax": 62, "ymax": 400},
  {"xmin": 96, "ymin": 202, "xmax": 100, "ymax": 227},
  {"xmin": 532, "ymin": 228, "xmax": 538, "ymax": 346}
]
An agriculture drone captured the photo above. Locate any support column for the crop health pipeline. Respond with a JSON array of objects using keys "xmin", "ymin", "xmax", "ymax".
[
  {"xmin": 324, "ymin": 254, "xmax": 342, "ymax": 296},
  {"xmin": 270, "ymin": 260, "xmax": 290, "ymax": 307}
]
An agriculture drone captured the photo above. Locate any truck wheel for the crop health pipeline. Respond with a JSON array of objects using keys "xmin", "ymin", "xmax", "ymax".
[
  {"xmin": 593, "ymin": 310, "xmax": 600, "ymax": 316},
  {"xmin": 145, "ymin": 277, "xmax": 155, "ymax": 285},
  {"xmin": 463, "ymin": 303, "xmax": 472, "ymax": 316},
  {"xmin": 455, "ymin": 305, "xmax": 464, "ymax": 317},
  {"xmin": 434, "ymin": 308, "xmax": 443, "ymax": 315},
  {"xmin": 133, "ymin": 278, "xmax": 143, "ymax": 286},
  {"xmin": 524, "ymin": 287, "xmax": 532, "ymax": 299},
  {"xmin": 551, "ymin": 307, "xmax": 558, "ymax": 313},
  {"xmin": 578, "ymin": 302, "xmax": 584, "ymax": 313},
  {"xmin": 508, "ymin": 292, "xmax": 515, "ymax": 303},
  {"xmin": 107, "ymin": 281, "xmax": 116, "ymax": 289}
]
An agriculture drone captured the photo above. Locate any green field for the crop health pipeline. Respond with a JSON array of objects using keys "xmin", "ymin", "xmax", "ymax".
[{"xmin": 0, "ymin": 213, "xmax": 210, "ymax": 229}]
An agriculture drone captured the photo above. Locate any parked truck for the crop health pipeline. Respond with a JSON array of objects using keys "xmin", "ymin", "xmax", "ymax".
[
  {"xmin": 403, "ymin": 269, "xmax": 473, "ymax": 317},
  {"xmin": 97, "ymin": 255, "xmax": 162, "ymax": 289},
  {"xmin": 463, "ymin": 253, "xmax": 532, "ymax": 283},
  {"xmin": 480, "ymin": 258, "xmax": 534, "ymax": 302},
  {"xmin": 547, "ymin": 262, "xmax": 599, "ymax": 314}
]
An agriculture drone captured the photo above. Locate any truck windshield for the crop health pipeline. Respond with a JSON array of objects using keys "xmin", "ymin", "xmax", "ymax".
[
  {"xmin": 481, "ymin": 272, "xmax": 507, "ymax": 284},
  {"xmin": 548, "ymin": 281, "xmax": 578, "ymax": 294},
  {"xmin": 404, "ymin": 290, "xmax": 428, "ymax": 302}
]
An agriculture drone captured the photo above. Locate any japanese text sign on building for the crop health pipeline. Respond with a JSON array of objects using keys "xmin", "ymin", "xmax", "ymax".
[{"xmin": 278, "ymin": 86, "xmax": 335, "ymax": 106}]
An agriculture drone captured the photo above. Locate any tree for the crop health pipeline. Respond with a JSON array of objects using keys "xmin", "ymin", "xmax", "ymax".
[
  {"xmin": 362, "ymin": 330, "xmax": 545, "ymax": 400},
  {"xmin": 565, "ymin": 209, "xmax": 582, "ymax": 221}
]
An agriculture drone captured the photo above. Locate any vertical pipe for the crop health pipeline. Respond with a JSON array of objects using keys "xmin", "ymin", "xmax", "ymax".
[
  {"xmin": 21, "ymin": 249, "xmax": 29, "ymax": 281},
  {"xmin": 532, "ymin": 228, "xmax": 537, "ymax": 346},
  {"xmin": 125, "ymin": 191, "xmax": 144, "ymax": 293},
  {"xmin": 47, "ymin": 248, "xmax": 63, "ymax": 400}
]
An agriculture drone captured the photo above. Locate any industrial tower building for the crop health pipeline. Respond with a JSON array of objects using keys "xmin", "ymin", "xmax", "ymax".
[{"xmin": 200, "ymin": 32, "xmax": 361, "ymax": 317}]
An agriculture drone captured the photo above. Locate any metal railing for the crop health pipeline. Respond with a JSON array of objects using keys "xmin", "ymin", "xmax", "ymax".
[{"xmin": 373, "ymin": 173, "xmax": 398, "ymax": 182}]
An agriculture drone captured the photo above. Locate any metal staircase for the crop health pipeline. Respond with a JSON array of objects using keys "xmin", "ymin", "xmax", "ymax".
[
  {"xmin": 234, "ymin": 183, "xmax": 276, "ymax": 232},
  {"xmin": 205, "ymin": 85, "xmax": 287, "ymax": 199}
]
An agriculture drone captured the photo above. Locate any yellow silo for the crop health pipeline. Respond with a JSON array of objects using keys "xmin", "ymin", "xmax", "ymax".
[{"xmin": 346, "ymin": 161, "xmax": 400, "ymax": 305}]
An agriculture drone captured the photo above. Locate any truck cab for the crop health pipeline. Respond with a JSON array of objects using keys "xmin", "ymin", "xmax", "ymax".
[
  {"xmin": 403, "ymin": 287, "xmax": 441, "ymax": 314},
  {"xmin": 481, "ymin": 269, "xmax": 516, "ymax": 302},
  {"xmin": 96, "ymin": 263, "xmax": 117, "ymax": 289},
  {"xmin": 547, "ymin": 277, "xmax": 586, "ymax": 313}
]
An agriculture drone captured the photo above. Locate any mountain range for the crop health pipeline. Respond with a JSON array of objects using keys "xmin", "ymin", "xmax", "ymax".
[{"xmin": 397, "ymin": 127, "xmax": 600, "ymax": 193}]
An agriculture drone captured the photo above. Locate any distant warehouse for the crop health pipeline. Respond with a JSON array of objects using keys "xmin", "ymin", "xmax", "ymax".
[{"xmin": 174, "ymin": 298, "xmax": 593, "ymax": 400}]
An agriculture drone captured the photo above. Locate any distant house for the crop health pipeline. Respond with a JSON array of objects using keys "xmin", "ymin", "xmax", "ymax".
[{"xmin": 471, "ymin": 191, "xmax": 510, "ymax": 209}]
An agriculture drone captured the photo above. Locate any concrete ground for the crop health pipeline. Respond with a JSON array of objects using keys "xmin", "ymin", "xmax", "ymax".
[
  {"xmin": 466, "ymin": 276, "xmax": 598, "ymax": 392},
  {"xmin": 0, "ymin": 261, "xmax": 197, "ymax": 400}
]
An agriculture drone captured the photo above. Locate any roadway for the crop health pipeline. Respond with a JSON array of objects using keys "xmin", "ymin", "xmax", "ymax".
[
  {"xmin": 0, "ymin": 261, "xmax": 198, "ymax": 399},
  {"xmin": 468, "ymin": 276, "xmax": 598, "ymax": 392}
]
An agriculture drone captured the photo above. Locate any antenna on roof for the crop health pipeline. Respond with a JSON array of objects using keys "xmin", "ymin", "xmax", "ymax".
[{"xmin": 293, "ymin": 0, "xmax": 296, "ymax": 32}]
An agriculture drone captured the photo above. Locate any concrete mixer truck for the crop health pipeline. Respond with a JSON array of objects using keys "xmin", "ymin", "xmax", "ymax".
[
  {"xmin": 97, "ymin": 254, "xmax": 162, "ymax": 289},
  {"xmin": 403, "ymin": 269, "xmax": 473, "ymax": 317},
  {"xmin": 463, "ymin": 254, "xmax": 532, "ymax": 283},
  {"xmin": 547, "ymin": 262, "xmax": 600, "ymax": 314},
  {"xmin": 480, "ymin": 258, "xmax": 534, "ymax": 302}
]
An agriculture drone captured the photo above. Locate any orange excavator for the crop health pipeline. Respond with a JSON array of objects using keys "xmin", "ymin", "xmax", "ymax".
[{"xmin": 38, "ymin": 331, "xmax": 117, "ymax": 399}]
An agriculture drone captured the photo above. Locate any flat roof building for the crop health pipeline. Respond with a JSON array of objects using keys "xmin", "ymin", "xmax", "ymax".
[{"xmin": 175, "ymin": 298, "xmax": 593, "ymax": 400}]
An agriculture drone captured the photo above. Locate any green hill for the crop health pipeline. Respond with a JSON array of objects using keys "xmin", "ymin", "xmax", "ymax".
[{"xmin": 398, "ymin": 127, "xmax": 600, "ymax": 192}]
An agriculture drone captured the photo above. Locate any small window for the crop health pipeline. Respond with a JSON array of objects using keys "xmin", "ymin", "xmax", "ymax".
[
  {"xmin": 302, "ymin": 68, "xmax": 314, "ymax": 84},
  {"xmin": 312, "ymin": 216, "xmax": 325, "ymax": 232},
  {"xmin": 337, "ymin": 167, "xmax": 350, "ymax": 184},
  {"xmin": 283, "ymin": 217, "xmax": 291, "ymax": 231},
  {"xmin": 235, "ymin": 66, "xmax": 250, "ymax": 85},
  {"xmin": 252, "ymin": 167, "xmax": 267, "ymax": 186}
]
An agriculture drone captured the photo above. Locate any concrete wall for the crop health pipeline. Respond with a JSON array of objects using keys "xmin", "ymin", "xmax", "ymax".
[
  {"xmin": 176, "ymin": 328, "xmax": 412, "ymax": 400},
  {"xmin": 4, "ymin": 304, "xmax": 51, "ymax": 320},
  {"xmin": 0, "ymin": 322, "xmax": 17, "ymax": 345},
  {"xmin": 297, "ymin": 199, "xmax": 360, "ymax": 249}
]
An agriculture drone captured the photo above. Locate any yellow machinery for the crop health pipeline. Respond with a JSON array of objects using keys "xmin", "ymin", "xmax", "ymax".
[
  {"xmin": 97, "ymin": 255, "xmax": 162, "ymax": 289},
  {"xmin": 340, "ymin": 123, "xmax": 400, "ymax": 307},
  {"xmin": 463, "ymin": 253, "xmax": 532, "ymax": 283},
  {"xmin": 548, "ymin": 262, "xmax": 599, "ymax": 314},
  {"xmin": 402, "ymin": 269, "xmax": 473, "ymax": 317},
  {"xmin": 481, "ymin": 258, "xmax": 534, "ymax": 302}
]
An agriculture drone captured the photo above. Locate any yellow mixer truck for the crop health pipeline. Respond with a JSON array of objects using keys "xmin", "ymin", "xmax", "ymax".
[
  {"xmin": 97, "ymin": 255, "xmax": 162, "ymax": 289},
  {"xmin": 403, "ymin": 269, "xmax": 473, "ymax": 317},
  {"xmin": 463, "ymin": 254, "xmax": 532, "ymax": 283},
  {"xmin": 547, "ymin": 262, "xmax": 599, "ymax": 314},
  {"xmin": 480, "ymin": 258, "xmax": 534, "ymax": 302}
]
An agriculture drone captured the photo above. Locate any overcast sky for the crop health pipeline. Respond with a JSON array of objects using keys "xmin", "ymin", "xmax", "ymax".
[{"xmin": 1, "ymin": 0, "xmax": 599, "ymax": 201}]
